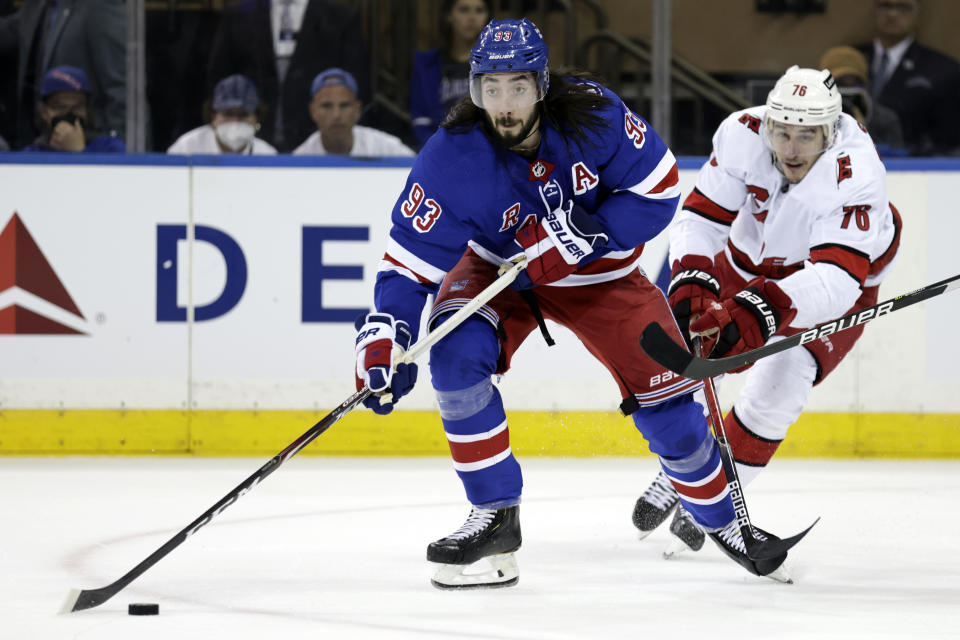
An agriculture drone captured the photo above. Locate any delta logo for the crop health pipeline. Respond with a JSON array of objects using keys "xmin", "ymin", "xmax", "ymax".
[{"xmin": 0, "ymin": 212, "xmax": 87, "ymax": 335}]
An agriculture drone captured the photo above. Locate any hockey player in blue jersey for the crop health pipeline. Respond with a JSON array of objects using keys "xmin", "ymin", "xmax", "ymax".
[{"xmin": 353, "ymin": 18, "xmax": 792, "ymax": 588}]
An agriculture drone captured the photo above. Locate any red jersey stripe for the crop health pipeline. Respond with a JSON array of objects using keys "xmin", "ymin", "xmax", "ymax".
[
  {"xmin": 648, "ymin": 163, "xmax": 679, "ymax": 195},
  {"xmin": 810, "ymin": 244, "xmax": 870, "ymax": 284},
  {"xmin": 575, "ymin": 246, "xmax": 645, "ymax": 276},
  {"xmin": 382, "ymin": 253, "xmax": 434, "ymax": 284},
  {"xmin": 870, "ymin": 202, "xmax": 902, "ymax": 276},
  {"xmin": 683, "ymin": 188, "xmax": 737, "ymax": 226},
  {"xmin": 727, "ymin": 241, "xmax": 804, "ymax": 280}
]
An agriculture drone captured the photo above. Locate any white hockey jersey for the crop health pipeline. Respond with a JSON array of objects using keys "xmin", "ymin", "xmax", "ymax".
[{"xmin": 670, "ymin": 107, "xmax": 901, "ymax": 329}]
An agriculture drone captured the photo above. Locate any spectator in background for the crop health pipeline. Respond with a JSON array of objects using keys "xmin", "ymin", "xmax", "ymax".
[
  {"xmin": 409, "ymin": 0, "xmax": 492, "ymax": 147},
  {"xmin": 21, "ymin": 66, "xmax": 124, "ymax": 152},
  {"xmin": 207, "ymin": 0, "xmax": 369, "ymax": 153},
  {"xmin": 0, "ymin": 0, "xmax": 125, "ymax": 149},
  {"xmin": 293, "ymin": 68, "xmax": 414, "ymax": 157},
  {"xmin": 168, "ymin": 74, "xmax": 277, "ymax": 155},
  {"xmin": 819, "ymin": 45, "xmax": 905, "ymax": 155},
  {"xmin": 855, "ymin": 0, "xmax": 960, "ymax": 155}
]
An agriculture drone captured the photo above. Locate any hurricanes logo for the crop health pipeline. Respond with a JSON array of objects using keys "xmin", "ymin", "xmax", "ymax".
[{"xmin": 0, "ymin": 212, "xmax": 87, "ymax": 334}]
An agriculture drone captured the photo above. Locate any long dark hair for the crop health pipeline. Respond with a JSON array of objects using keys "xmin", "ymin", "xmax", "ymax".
[
  {"xmin": 441, "ymin": 70, "xmax": 615, "ymax": 149},
  {"xmin": 437, "ymin": 0, "xmax": 494, "ymax": 54}
]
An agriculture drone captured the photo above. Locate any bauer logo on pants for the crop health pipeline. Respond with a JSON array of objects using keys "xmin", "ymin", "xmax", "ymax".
[{"xmin": 0, "ymin": 212, "xmax": 87, "ymax": 335}]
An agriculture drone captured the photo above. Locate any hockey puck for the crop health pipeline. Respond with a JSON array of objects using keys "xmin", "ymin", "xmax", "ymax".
[{"xmin": 128, "ymin": 603, "xmax": 159, "ymax": 616}]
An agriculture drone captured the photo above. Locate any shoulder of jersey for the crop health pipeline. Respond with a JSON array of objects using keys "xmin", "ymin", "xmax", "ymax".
[
  {"xmin": 419, "ymin": 125, "xmax": 496, "ymax": 181},
  {"xmin": 827, "ymin": 114, "xmax": 887, "ymax": 189},
  {"xmin": 713, "ymin": 105, "xmax": 769, "ymax": 166}
]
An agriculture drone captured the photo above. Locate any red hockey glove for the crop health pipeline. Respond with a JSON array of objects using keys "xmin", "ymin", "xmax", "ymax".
[
  {"xmin": 512, "ymin": 180, "xmax": 608, "ymax": 288},
  {"xmin": 689, "ymin": 277, "xmax": 797, "ymax": 359},
  {"xmin": 354, "ymin": 312, "xmax": 418, "ymax": 415},
  {"xmin": 667, "ymin": 255, "xmax": 721, "ymax": 348}
]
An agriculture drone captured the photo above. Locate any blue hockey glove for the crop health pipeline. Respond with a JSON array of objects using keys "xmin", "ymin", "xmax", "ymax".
[{"xmin": 354, "ymin": 312, "xmax": 418, "ymax": 415}]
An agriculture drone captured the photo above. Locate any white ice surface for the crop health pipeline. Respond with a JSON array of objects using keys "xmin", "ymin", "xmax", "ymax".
[{"xmin": 3, "ymin": 456, "xmax": 959, "ymax": 639}]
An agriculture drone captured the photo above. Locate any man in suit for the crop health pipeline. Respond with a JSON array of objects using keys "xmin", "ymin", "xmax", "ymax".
[
  {"xmin": 0, "ymin": 0, "xmax": 125, "ymax": 149},
  {"xmin": 855, "ymin": 0, "xmax": 960, "ymax": 155},
  {"xmin": 207, "ymin": 0, "xmax": 370, "ymax": 153}
]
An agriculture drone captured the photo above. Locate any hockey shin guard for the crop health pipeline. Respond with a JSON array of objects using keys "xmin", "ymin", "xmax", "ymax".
[
  {"xmin": 632, "ymin": 395, "xmax": 735, "ymax": 530},
  {"xmin": 431, "ymin": 317, "xmax": 522, "ymax": 508}
]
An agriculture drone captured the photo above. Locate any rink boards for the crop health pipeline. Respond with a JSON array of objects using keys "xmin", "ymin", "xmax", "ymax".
[{"xmin": 1, "ymin": 155, "xmax": 958, "ymax": 456}]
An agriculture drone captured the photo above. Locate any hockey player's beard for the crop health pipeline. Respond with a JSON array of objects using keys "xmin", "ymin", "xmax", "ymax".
[{"xmin": 486, "ymin": 110, "xmax": 541, "ymax": 152}]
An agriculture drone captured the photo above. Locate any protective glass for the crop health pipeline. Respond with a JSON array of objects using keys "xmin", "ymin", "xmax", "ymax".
[
  {"xmin": 469, "ymin": 71, "xmax": 547, "ymax": 111},
  {"xmin": 763, "ymin": 118, "xmax": 831, "ymax": 158}
]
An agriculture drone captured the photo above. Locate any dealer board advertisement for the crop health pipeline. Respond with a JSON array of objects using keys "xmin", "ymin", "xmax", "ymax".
[{"xmin": 1, "ymin": 158, "xmax": 957, "ymax": 420}]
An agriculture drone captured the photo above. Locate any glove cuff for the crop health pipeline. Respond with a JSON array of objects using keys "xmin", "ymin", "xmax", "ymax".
[
  {"xmin": 540, "ymin": 209, "xmax": 594, "ymax": 265},
  {"xmin": 668, "ymin": 255, "xmax": 720, "ymax": 297},
  {"xmin": 732, "ymin": 279, "xmax": 795, "ymax": 339}
]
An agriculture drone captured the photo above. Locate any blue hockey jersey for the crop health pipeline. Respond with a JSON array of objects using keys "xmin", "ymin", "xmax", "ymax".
[{"xmin": 375, "ymin": 82, "xmax": 681, "ymax": 336}]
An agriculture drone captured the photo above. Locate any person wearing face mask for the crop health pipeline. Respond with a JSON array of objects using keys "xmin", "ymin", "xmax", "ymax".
[
  {"xmin": 167, "ymin": 74, "xmax": 277, "ymax": 155},
  {"xmin": 20, "ymin": 66, "xmax": 125, "ymax": 152}
]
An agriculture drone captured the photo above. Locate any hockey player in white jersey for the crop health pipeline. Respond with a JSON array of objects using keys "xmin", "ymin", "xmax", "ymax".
[{"xmin": 634, "ymin": 66, "xmax": 902, "ymax": 560}]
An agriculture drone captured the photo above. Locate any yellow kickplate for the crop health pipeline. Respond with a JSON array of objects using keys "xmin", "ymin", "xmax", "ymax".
[{"xmin": 0, "ymin": 410, "xmax": 958, "ymax": 457}]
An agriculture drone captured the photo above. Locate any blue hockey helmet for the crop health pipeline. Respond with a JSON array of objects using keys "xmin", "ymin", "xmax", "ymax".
[{"xmin": 469, "ymin": 18, "xmax": 550, "ymax": 110}]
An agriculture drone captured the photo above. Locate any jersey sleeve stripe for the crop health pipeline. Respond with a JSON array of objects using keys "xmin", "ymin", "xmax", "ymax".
[
  {"xmin": 622, "ymin": 149, "xmax": 681, "ymax": 200},
  {"xmin": 682, "ymin": 188, "xmax": 738, "ymax": 226},
  {"xmin": 378, "ymin": 257, "xmax": 433, "ymax": 284},
  {"xmin": 382, "ymin": 237, "xmax": 447, "ymax": 284},
  {"xmin": 727, "ymin": 240, "xmax": 804, "ymax": 280},
  {"xmin": 809, "ymin": 243, "xmax": 870, "ymax": 284},
  {"xmin": 869, "ymin": 202, "xmax": 902, "ymax": 277}
]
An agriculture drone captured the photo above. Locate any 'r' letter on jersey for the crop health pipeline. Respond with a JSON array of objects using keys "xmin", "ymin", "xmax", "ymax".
[
  {"xmin": 572, "ymin": 162, "xmax": 599, "ymax": 195},
  {"xmin": 499, "ymin": 203, "xmax": 521, "ymax": 231}
]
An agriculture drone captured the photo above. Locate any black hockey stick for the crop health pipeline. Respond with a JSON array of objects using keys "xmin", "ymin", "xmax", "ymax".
[
  {"xmin": 696, "ymin": 339, "xmax": 817, "ymax": 563},
  {"xmin": 641, "ymin": 273, "xmax": 960, "ymax": 380},
  {"xmin": 61, "ymin": 257, "xmax": 528, "ymax": 613}
]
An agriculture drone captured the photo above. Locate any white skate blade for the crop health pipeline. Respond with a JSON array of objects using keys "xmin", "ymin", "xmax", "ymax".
[
  {"xmin": 430, "ymin": 552, "xmax": 519, "ymax": 590},
  {"xmin": 662, "ymin": 535, "xmax": 692, "ymax": 559},
  {"xmin": 764, "ymin": 563, "xmax": 793, "ymax": 584}
]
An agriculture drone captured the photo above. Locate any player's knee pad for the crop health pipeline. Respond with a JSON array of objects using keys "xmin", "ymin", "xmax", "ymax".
[
  {"xmin": 736, "ymin": 346, "xmax": 817, "ymax": 441},
  {"xmin": 631, "ymin": 394, "xmax": 710, "ymax": 460},
  {"xmin": 436, "ymin": 378, "xmax": 496, "ymax": 422},
  {"xmin": 429, "ymin": 316, "xmax": 499, "ymax": 392}
]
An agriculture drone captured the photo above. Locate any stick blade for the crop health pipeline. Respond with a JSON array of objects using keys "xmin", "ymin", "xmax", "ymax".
[
  {"xmin": 639, "ymin": 323, "xmax": 695, "ymax": 376},
  {"xmin": 747, "ymin": 517, "xmax": 820, "ymax": 561},
  {"xmin": 59, "ymin": 586, "xmax": 115, "ymax": 613},
  {"xmin": 58, "ymin": 589, "xmax": 82, "ymax": 614},
  {"xmin": 640, "ymin": 323, "xmax": 759, "ymax": 380}
]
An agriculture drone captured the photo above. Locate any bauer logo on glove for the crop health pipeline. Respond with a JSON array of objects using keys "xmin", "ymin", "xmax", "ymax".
[{"xmin": 354, "ymin": 312, "xmax": 418, "ymax": 415}]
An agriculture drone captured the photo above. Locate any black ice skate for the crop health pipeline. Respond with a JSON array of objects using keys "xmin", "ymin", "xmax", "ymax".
[
  {"xmin": 662, "ymin": 504, "xmax": 706, "ymax": 559},
  {"xmin": 708, "ymin": 519, "xmax": 792, "ymax": 583},
  {"xmin": 427, "ymin": 505, "xmax": 521, "ymax": 589},
  {"xmin": 632, "ymin": 469, "xmax": 679, "ymax": 538}
]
